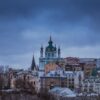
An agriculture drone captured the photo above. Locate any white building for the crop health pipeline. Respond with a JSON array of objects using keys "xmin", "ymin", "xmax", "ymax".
[
  {"xmin": 82, "ymin": 76, "xmax": 100, "ymax": 94},
  {"xmin": 40, "ymin": 67, "xmax": 84, "ymax": 90},
  {"xmin": 39, "ymin": 36, "xmax": 63, "ymax": 71},
  {"xmin": 96, "ymin": 58, "xmax": 100, "ymax": 68},
  {"xmin": 49, "ymin": 87, "xmax": 76, "ymax": 98}
]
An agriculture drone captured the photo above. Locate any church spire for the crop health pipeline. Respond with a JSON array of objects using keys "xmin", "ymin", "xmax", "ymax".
[
  {"xmin": 48, "ymin": 35, "xmax": 53, "ymax": 46},
  {"xmin": 58, "ymin": 46, "xmax": 61, "ymax": 58},
  {"xmin": 40, "ymin": 45, "xmax": 43, "ymax": 58},
  {"xmin": 31, "ymin": 54, "xmax": 36, "ymax": 71},
  {"xmin": 50, "ymin": 35, "xmax": 52, "ymax": 41}
]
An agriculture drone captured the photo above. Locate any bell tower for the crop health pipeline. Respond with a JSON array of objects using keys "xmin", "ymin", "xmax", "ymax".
[
  {"xmin": 58, "ymin": 46, "xmax": 61, "ymax": 58},
  {"xmin": 31, "ymin": 54, "xmax": 36, "ymax": 71},
  {"xmin": 39, "ymin": 36, "xmax": 62, "ymax": 71},
  {"xmin": 45, "ymin": 36, "xmax": 57, "ymax": 58},
  {"xmin": 40, "ymin": 45, "xmax": 43, "ymax": 58}
]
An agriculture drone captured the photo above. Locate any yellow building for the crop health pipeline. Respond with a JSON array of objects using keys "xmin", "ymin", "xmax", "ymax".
[{"xmin": 45, "ymin": 63, "xmax": 58, "ymax": 74}]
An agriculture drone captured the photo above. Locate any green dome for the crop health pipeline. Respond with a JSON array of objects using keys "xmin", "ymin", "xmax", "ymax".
[
  {"xmin": 46, "ymin": 45, "xmax": 56, "ymax": 52},
  {"xmin": 45, "ymin": 36, "xmax": 56, "ymax": 52}
]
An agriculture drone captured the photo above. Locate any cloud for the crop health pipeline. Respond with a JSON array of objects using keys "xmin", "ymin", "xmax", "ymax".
[
  {"xmin": 1, "ymin": 0, "xmax": 100, "ymax": 34},
  {"xmin": 0, "ymin": 52, "xmax": 34, "ymax": 69},
  {"xmin": 1, "ymin": 0, "xmax": 100, "ymax": 22},
  {"xmin": 62, "ymin": 45, "xmax": 100, "ymax": 58},
  {"xmin": 1, "ymin": 0, "xmax": 100, "ymax": 32},
  {"xmin": 0, "ymin": 0, "xmax": 100, "ymax": 68}
]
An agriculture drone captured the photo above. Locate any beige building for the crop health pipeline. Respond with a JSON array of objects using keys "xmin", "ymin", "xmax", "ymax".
[
  {"xmin": 64, "ymin": 57, "xmax": 80, "ymax": 65},
  {"xmin": 83, "ymin": 63, "xmax": 96, "ymax": 77},
  {"xmin": 45, "ymin": 63, "xmax": 59, "ymax": 74},
  {"xmin": 11, "ymin": 71, "xmax": 40, "ymax": 93},
  {"xmin": 65, "ymin": 64, "xmax": 82, "ymax": 71},
  {"xmin": 41, "ymin": 77, "xmax": 74, "ymax": 90},
  {"xmin": 40, "ymin": 68, "xmax": 84, "ymax": 91}
]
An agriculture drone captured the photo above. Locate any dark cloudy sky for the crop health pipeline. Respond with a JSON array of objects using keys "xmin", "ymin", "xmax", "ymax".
[{"xmin": 0, "ymin": 0, "xmax": 100, "ymax": 69}]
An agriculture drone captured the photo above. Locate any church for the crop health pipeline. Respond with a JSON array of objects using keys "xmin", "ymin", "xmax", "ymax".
[{"xmin": 39, "ymin": 36, "xmax": 63, "ymax": 71}]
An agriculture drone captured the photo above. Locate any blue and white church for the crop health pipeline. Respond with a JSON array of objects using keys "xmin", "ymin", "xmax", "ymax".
[{"xmin": 39, "ymin": 36, "xmax": 63, "ymax": 71}]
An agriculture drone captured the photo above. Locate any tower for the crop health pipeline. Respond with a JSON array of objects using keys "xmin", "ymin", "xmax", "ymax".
[
  {"xmin": 40, "ymin": 45, "xmax": 43, "ymax": 58},
  {"xmin": 39, "ymin": 36, "xmax": 62, "ymax": 71},
  {"xmin": 58, "ymin": 46, "xmax": 61, "ymax": 58},
  {"xmin": 31, "ymin": 54, "xmax": 36, "ymax": 71},
  {"xmin": 45, "ymin": 36, "xmax": 57, "ymax": 58}
]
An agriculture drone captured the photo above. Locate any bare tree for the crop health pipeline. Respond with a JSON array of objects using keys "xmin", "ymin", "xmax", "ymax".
[
  {"xmin": 95, "ymin": 94, "xmax": 100, "ymax": 100},
  {"xmin": 0, "ymin": 75, "xmax": 4, "ymax": 90},
  {"xmin": 38, "ymin": 88, "xmax": 56, "ymax": 100},
  {"xmin": 15, "ymin": 78, "xmax": 36, "ymax": 95}
]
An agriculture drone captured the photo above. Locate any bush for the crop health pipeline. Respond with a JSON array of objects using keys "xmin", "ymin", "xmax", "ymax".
[{"xmin": 38, "ymin": 88, "xmax": 56, "ymax": 100}]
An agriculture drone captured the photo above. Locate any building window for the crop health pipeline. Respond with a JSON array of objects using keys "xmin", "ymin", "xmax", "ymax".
[
  {"xmin": 34, "ymin": 82, "xmax": 35, "ymax": 85},
  {"xmin": 61, "ymin": 82, "xmax": 65, "ymax": 87}
]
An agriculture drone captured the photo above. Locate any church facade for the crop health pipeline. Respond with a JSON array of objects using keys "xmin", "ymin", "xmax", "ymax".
[{"xmin": 39, "ymin": 36, "xmax": 63, "ymax": 71}]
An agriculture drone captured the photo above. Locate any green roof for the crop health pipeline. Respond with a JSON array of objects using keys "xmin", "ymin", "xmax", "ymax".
[
  {"xmin": 46, "ymin": 45, "xmax": 56, "ymax": 52},
  {"xmin": 45, "ymin": 36, "xmax": 56, "ymax": 52},
  {"xmin": 92, "ymin": 68, "xmax": 98, "ymax": 76}
]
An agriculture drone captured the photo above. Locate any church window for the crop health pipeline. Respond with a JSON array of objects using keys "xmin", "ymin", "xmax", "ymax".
[
  {"xmin": 52, "ymin": 53, "xmax": 54, "ymax": 57},
  {"xmin": 48, "ymin": 53, "xmax": 50, "ymax": 57}
]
